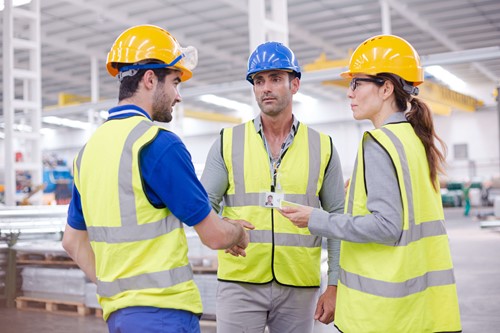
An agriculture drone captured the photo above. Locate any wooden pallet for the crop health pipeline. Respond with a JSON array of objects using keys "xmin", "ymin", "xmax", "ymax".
[
  {"xmin": 16, "ymin": 252, "xmax": 76, "ymax": 266},
  {"xmin": 15, "ymin": 295, "xmax": 90, "ymax": 316},
  {"xmin": 92, "ymin": 307, "xmax": 103, "ymax": 318}
]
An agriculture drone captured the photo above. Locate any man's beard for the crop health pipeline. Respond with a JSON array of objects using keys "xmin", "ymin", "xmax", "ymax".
[
  {"xmin": 152, "ymin": 106, "xmax": 172, "ymax": 123},
  {"xmin": 151, "ymin": 86, "xmax": 173, "ymax": 123},
  {"xmin": 257, "ymin": 94, "xmax": 289, "ymax": 117}
]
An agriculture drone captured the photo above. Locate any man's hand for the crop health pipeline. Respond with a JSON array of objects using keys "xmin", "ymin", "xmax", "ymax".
[
  {"xmin": 224, "ymin": 218, "xmax": 254, "ymax": 257},
  {"xmin": 315, "ymin": 285, "xmax": 337, "ymax": 325}
]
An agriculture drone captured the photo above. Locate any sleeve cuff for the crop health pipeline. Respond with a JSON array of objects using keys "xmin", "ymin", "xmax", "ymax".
[{"xmin": 328, "ymin": 272, "xmax": 339, "ymax": 286}]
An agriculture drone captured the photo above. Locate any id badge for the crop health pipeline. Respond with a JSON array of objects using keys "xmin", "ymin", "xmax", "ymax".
[{"xmin": 263, "ymin": 191, "xmax": 284, "ymax": 208}]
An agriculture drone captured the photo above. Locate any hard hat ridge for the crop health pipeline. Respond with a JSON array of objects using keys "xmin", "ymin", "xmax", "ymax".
[
  {"xmin": 341, "ymin": 34, "xmax": 423, "ymax": 87},
  {"xmin": 246, "ymin": 41, "xmax": 301, "ymax": 84},
  {"xmin": 106, "ymin": 24, "xmax": 197, "ymax": 82}
]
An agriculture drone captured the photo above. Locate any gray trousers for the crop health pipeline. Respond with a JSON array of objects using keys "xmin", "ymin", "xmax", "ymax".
[{"xmin": 216, "ymin": 280, "xmax": 319, "ymax": 333}]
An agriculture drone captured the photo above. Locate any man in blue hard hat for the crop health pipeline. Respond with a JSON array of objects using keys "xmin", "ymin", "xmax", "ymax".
[{"xmin": 201, "ymin": 41, "xmax": 345, "ymax": 333}]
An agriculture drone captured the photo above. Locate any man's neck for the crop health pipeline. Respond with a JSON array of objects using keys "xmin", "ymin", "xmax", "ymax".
[
  {"xmin": 261, "ymin": 113, "xmax": 293, "ymax": 139},
  {"xmin": 119, "ymin": 96, "xmax": 152, "ymax": 118},
  {"xmin": 261, "ymin": 113, "xmax": 294, "ymax": 160}
]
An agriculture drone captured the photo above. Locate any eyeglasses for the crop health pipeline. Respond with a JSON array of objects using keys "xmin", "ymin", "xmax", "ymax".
[{"xmin": 349, "ymin": 77, "xmax": 385, "ymax": 91}]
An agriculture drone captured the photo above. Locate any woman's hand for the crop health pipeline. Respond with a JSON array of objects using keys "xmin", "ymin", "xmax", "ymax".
[{"xmin": 279, "ymin": 205, "xmax": 314, "ymax": 228}]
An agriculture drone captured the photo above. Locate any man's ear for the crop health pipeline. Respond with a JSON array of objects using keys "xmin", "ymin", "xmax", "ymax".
[
  {"xmin": 142, "ymin": 70, "xmax": 156, "ymax": 90},
  {"xmin": 291, "ymin": 77, "xmax": 300, "ymax": 94}
]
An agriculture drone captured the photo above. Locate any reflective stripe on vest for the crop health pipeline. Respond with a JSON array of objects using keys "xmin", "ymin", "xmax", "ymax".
[
  {"xmin": 340, "ymin": 268, "xmax": 456, "ymax": 298},
  {"xmin": 97, "ymin": 264, "xmax": 193, "ymax": 298},
  {"xmin": 248, "ymin": 229, "xmax": 322, "ymax": 247},
  {"xmin": 75, "ymin": 120, "xmax": 192, "ymax": 297},
  {"xmin": 343, "ymin": 126, "xmax": 454, "ymax": 297}
]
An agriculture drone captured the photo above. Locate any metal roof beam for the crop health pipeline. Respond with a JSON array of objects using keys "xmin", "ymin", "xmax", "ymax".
[
  {"xmin": 421, "ymin": 46, "xmax": 500, "ymax": 67},
  {"xmin": 60, "ymin": 0, "xmax": 242, "ymax": 66},
  {"xmin": 386, "ymin": 0, "xmax": 498, "ymax": 82},
  {"xmin": 215, "ymin": 0, "xmax": 345, "ymax": 57},
  {"xmin": 41, "ymin": 33, "xmax": 104, "ymax": 60}
]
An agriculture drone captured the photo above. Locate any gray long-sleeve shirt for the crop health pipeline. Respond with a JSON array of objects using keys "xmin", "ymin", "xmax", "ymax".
[
  {"xmin": 201, "ymin": 116, "xmax": 345, "ymax": 285},
  {"xmin": 309, "ymin": 112, "xmax": 405, "ymax": 244}
]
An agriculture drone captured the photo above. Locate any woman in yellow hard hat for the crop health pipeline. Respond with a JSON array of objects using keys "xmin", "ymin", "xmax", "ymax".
[{"xmin": 280, "ymin": 35, "xmax": 462, "ymax": 332}]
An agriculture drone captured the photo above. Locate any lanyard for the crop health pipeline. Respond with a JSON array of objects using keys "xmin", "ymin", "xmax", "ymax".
[
  {"xmin": 271, "ymin": 145, "xmax": 286, "ymax": 190},
  {"xmin": 265, "ymin": 139, "xmax": 288, "ymax": 191},
  {"xmin": 260, "ymin": 118, "xmax": 298, "ymax": 191}
]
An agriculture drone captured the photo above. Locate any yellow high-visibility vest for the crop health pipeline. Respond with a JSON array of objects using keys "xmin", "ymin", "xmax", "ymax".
[
  {"xmin": 336, "ymin": 122, "xmax": 461, "ymax": 332},
  {"xmin": 74, "ymin": 115, "xmax": 202, "ymax": 320},
  {"xmin": 218, "ymin": 120, "xmax": 332, "ymax": 286}
]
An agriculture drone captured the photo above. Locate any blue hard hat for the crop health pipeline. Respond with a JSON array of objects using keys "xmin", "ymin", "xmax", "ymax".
[{"xmin": 246, "ymin": 41, "xmax": 301, "ymax": 84}]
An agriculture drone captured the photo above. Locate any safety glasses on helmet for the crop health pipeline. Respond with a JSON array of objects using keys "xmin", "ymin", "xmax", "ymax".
[
  {"xmin": 117, "ymin": 46, "xmax": 198, "ymax": 82},
  {"xmin": 349, "ymin": 77, "xmax": 385, "ymax": 91}
]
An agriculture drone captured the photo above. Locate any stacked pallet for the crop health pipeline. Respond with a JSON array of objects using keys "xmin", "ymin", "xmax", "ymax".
[
  {"xmin": 11, "ymin": 241, "xmax": 101, "ymax": 317},
  {"xmin": 16, "ymin": 291, "xmax": 89, "ymax": 316},
  {"xmin": 16, "ymin": 266, "xmax": 90, "ymax": 316},
  {"xmin": 84, "ymin": 282, "xmax": 102, "ymax": 317},
  {"xmin": 17, "ymin": 251, "xmax": 75, "ymax": 266}
]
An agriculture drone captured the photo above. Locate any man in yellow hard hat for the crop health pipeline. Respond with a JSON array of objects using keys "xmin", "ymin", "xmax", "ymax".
[{"xmin": 62, "ymin": 24, "xmax": 253, "ymax": 333}]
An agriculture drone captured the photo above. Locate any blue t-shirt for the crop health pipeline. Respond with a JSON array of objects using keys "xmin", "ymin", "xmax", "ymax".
[{"xmin": 67, "ymin": 105, "xmax": 212, "ymax": 230}]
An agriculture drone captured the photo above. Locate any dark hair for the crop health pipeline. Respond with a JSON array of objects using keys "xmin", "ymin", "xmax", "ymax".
[
  {"xmin": 287, "ymin": 71, "xmax": 299, "ymax": 89},
  {"xmin": 116, "ymin": 64, "xmax": 172, "ymax": 101},
  {"xmin": 288, "ymin": 72, "xmax": 299, "ymax": 81},
  {"xmin": 377, "ymin": 73, "xmax": 447, "ymax": 190}
]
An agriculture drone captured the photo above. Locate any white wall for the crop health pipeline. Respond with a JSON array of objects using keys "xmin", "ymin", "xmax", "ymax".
[
  {"xmin": 434, "ymin": 107, "xmax": 500, "ymax": 181},
  {"xmin": 41, "ymin": 128, "xmax": 93, "ymax": 167}
]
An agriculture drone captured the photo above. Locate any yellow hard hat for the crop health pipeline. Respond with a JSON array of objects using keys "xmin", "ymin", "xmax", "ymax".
[
  {"xmin": 106, "ymin": 25, "xmax": 197, "ymax": 82},
  {"xmin": 341, "ymin": 35, "xmax": 423, "ymax": 86}
]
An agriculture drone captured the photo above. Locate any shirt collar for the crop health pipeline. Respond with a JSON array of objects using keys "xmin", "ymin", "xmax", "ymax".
[
  {"xmin": 253, "ymin": 114, "xmax": 299, "ymax": 135},
  {"xmin": 107, "ymin": 104, "xmax": 152, "ymax": 121},
  {"xmin": 383, "ymin": 111, "xmax": 407, "ymax": 125}
]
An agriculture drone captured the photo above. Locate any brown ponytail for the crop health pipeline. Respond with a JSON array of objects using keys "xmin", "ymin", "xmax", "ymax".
[
  {"xmin": 377, "ymin": 73, "xmax": 447, "ymax": 190},
  {"xmin": 406, "ymin": 98, "xmax": 447, "ymax": 190}
]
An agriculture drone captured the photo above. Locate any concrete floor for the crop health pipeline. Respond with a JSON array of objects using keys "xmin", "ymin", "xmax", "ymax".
[
  {"xmin": 447, "ymin": 207, "xmax": 500, "ymax": 332},
  {"xmin": 0, "ymin": 207, "xmax": 499, "ymax": 332}
]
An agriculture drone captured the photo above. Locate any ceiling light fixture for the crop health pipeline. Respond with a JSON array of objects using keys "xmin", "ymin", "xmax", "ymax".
[
  {"xmin": 42, "ymin": 116, "xmax": 92, "ymax": 130},
  {"xmin": 294, "ymin": 92, "xmax": 318, "ymax": 104},
  {"xmin": 0, "ymin": 122, "xmax": 32, "ymax": 132},
  {"xmin": 425, "ymin": 65, "xmax": 467, "ymax": 91},
  {"xmin": 199, "ymin": 94, "xmax": 253, "ymax": 113},
  {"xmin": 0, "ymin": 0, "xmax": 32, "ymax": 11}
]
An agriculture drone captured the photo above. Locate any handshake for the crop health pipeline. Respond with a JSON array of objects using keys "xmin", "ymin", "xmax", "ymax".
[{"xmin": 221, "ymin": 217, "xmax": 254, "ymax": 257}]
